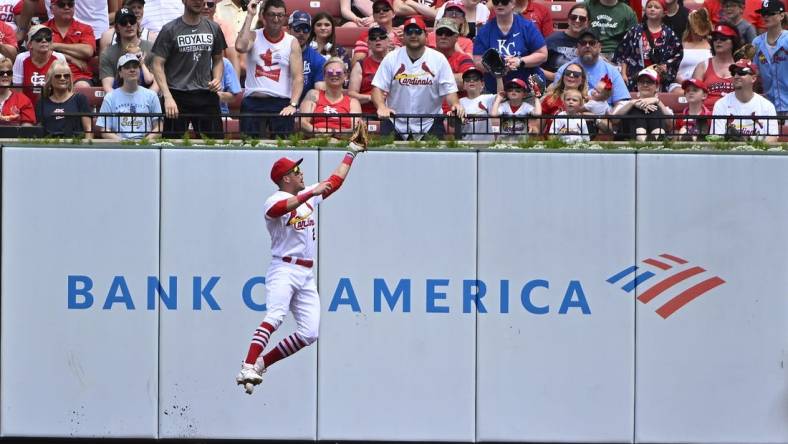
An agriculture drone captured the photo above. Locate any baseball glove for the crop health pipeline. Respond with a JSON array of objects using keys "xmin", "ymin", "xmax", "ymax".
[
  {"xmin": 481, "ymin": 48, "xmax": 506, "ymax": 78},
  {"xmin": 348, "ymin": 120, "xmax": 369, "ymax": 154}
]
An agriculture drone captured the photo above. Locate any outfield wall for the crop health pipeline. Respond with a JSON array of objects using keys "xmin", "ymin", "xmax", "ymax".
[{"xmin": 2, "ymin": 147, "xmax": 787, "ymax": 443}]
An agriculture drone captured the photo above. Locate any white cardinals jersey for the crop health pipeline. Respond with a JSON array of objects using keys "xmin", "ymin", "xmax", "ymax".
[
  {"xmin": 244, "ymin": 30, "xmax": 295, "ymax": 99},
  {"xmin": 498, "ymin": 101, "xmax": 535, "ymax": 135},
  {"xmin": 371, "ymin": 46, "xmax": 458, "ymax": 136},
  {"xmin": 264, "ymin": 183, "xmax": 323, "ymax": 260},
  {"xmin": 549, "ymin": 111, "xmax": 590, "ymax": 143},
  {"xmin": 712, "ymin": 92, "xmax": 778, "ymax": 139},
  {"xmin": 460, "ymin": 94, "xmax": 496, "ymax": 141}
]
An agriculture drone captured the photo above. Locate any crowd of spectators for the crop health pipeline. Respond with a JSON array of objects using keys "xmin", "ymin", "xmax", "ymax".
[{"xmin": 0, "ymin": 0, "xmax": 783, "ymax": 141}]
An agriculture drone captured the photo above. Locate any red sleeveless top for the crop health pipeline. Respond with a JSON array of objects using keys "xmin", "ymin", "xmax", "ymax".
[
  {"xmin": 313, "ymin": 90, "xmax": 353, "ymax": 130},
  {"xmin": 702, "ymin": 58, "xmax": 734, "ymax": 108}
]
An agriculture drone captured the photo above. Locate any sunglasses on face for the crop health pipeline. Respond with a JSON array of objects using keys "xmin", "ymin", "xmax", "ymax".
[
  {"xmin": 578, "ymin": 39, "xmax": 597, "ymax": 47},
  {"xmin": 506, "ymin": 87, "xmax": 524, "ymax": 92},
  {"xmin": 368, "ymin": 33, "xmax": 388, "ymax": 41},
  {"xmin": 293, "ymin": 24, "xmax": 310, "ymax": 33},
  {"xmin": 32, "ymin": 35, "xmax": 52, "ymax": 42},
  {"xmin": 372, "ymin": 6, "xmax": 391, "ymax": 13},
  {"xmin": 289, "ymin": 166, "xmax": 302, "ymax": 175},
  {"xmin": 711, "ymin": 34, "xmax": 732, "ymax": 41},
  {"xmin": 0, "ymin": 70, "xmax": 12, "ymax": 77},
  {"xmin": 564, "ymin": 69, "xmax": 583, "ymax": 78},
  {"xmin": 53, "ymin": 73, "xmax": 71, "ymax": 80},
  {"xmin": 325, "ymin": 69, "xmax": 344, "ymax": 76},
  {"xmin": 444, "ymin": 9, "xmax": 464, "ymax": 17},
  {"xmin": 436, "ymin": 28, "xmax": 456, "ymax": 37},
  {"xmin": 118, "ymin": 18, "xmax": 137, "ymax": 26},
  {"xmin": 569, "ymin": 13, "xmax": 588, "ymax": 22},
  {"xmin": 203, "ymin": 1, "xmax": 215, "ymax": 6},
  {"xmin": 731, "ymin": 67, "xmax": 754, "ymax": 76},
  {"xmin": 463, "ymin": 75, "xmax": 482, "ymax": 82},
  {"xmin": 404, "ymin": 27, "xmax": 424, "ymax": 35},
  {"xmin": 55, "ymin": 1, "xmax": 74, "ymax": 7},
  {"xmin": 492, "ymin": 0, "xmax": 511, "ymax": 5}
]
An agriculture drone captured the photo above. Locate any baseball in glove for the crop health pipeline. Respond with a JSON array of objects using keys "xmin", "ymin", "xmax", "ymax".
[
  {"xmin": 481, "ymin": 48, "xmax": 506, "ymax": 78},
  {"xmin": 348, "ymin": 120, "xmax": 369, "ymax": 154}
]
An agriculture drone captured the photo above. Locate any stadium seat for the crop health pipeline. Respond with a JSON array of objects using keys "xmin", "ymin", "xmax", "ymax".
[
  {"xmin": 549, "ymin": 1, "xmax": 579, "ymax": 29},
  {"xmin": 336, "ymin": 27, "xmax": 366, "ymax": 48},
  {"xmin": 224, "ymin": 118, "xmax": 241, "ymax": 138},
  {"xmin": 658, "ymin": 92, "xmax": 687, "ymax": 113},
  {"xmin": 287, "ymin": 0, "xmax": 341, "ymax": 20},
  {"xmin": 75, "ymin": 87, "xmax": 106, "ymax": 111}
]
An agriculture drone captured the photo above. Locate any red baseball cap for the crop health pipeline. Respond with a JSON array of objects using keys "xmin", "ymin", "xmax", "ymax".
[
  {"xmin": 403, "ymin": 15, "xmax": 427, "ymax": 31},
  {"xmin": 270, "ymin": 157, "xmax": 303, "ymax": 183},
  {"xmin": 637, "ymin": 67, "xmax": 660, "ymax": 83},
  {"xmin": 505, "ymin": 78, "xmax": 527, "ymax": 89},
  {"xmin": 443, "ymin": 0, "xmax": 466, "ymax": 13},
  {"xmin": 729, "ymin": 58, "xmax": 758, "ymax": 75},
  {"xmin": 461, "ymin": 64, "xmax": 483, "ymax": 77},
  {"xmin": 681, "ymin": 78, "xmax": 708, "ymax": 92},
  {"xmin": 712, "ymin": 23, "xmax": 738, "ymax": 38}
]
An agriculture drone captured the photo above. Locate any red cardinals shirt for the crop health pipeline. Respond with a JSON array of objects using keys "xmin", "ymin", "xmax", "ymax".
[
  {"xmin": 44, "ymin": 19, "xmax": 95, "ymax": 82},
  {"xmin": 0, "ymin": 90, "xmax": 35, "ymax": 124},
  {"xmin": 312, "ymin": 91, "xmax": 353, "ymax": 130},
  {"xmin": 12, "ymin": 51, "xmax": 66, "ymax": 103}
]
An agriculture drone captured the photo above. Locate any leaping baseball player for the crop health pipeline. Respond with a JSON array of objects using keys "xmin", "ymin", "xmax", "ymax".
[{"xmin": 236, "ymin": 122, "xmax": 369, "ymax": 394}]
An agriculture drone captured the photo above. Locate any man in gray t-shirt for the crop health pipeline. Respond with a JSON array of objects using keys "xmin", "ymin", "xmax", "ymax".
[{"xmin": 151, "ymin": 0, "xmax": 227, "ymax": 138}]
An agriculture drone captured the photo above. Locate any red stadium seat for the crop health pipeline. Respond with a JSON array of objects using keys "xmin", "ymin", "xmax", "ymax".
[
  {"xmin": 75, "ymin": 87, "xmax": 106, "ymax": 111},
  {"xmin": 549, "ymin": 1, "xmax": 579, "ymax": 29},
  {"xmin": 658, "ymin": 92, "xmax": 688, "ymax": 113},
  {"xmin": 287, "ymin": 0, "xmax": 341, "ymax": 20},
  {"xmin": 336, "ymin": 27, "xmax": 366, "ymax": 48}
]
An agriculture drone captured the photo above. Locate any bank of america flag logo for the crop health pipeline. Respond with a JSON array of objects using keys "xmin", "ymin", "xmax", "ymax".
[{"xmin": 607, "ymin": 253, "xmax": 726, "ymax": 319}]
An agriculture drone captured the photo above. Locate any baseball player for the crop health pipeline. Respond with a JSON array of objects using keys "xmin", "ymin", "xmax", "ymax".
[{"xmin": 236, "ymin": 124, "xmax": 368, "ymax": 395}]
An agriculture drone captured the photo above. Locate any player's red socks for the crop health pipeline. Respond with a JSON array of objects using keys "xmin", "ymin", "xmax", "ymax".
[
  {"xmin": 262, "ymin": 333, "xmax": 309, "ymax": 368},
  {"xmin": 244, "ymin": 322, "xmax": 276, "ymax": 365}
]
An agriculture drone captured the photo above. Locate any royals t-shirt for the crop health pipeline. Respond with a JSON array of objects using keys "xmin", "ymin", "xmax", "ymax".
[{"xmin": 151, "ymin": 17, "xmax": 227, "ymax": 92}]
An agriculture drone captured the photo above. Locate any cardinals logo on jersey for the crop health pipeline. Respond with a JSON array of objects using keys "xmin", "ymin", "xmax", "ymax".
[
  {"xmin": 393, "ymin": 62, "xmax": 435, "ymax": 86},
  {"xmin": 286, "ymin": 204, "xmax": 315, "ymax": 231},
  {"xmin": 255, "ymin": 48, "xmax": 282, "ymax": 81}
]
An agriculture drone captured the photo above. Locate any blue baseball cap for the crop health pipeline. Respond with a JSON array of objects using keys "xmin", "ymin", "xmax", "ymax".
[{"xmin": 288, "ymin": 10, "xmax": 311, "ymax": 28}]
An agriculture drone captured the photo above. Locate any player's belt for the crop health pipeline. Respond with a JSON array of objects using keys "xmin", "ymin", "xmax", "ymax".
[{"xmin": 282, "ymin": 256, "xmax": 314, "ymax": 268}]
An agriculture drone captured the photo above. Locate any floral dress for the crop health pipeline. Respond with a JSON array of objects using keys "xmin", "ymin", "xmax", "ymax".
[{"xmin": 612, "ymin": 23, "xmax": 683, "ymax": 92}]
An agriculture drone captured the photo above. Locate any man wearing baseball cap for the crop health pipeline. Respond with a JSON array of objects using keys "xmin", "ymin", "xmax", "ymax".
[
  {"xmin": 99, "ymin": 7, "xmax": 156, "ymax": 93},
  {"xmin": 371, "ymin": 15, "xmax": 465, "ymax": 140},
  {"xmin": 712, "ymin": 59, "xmax": 778, "ymax": 141},
  {"xmin": 288, "ymin": 10, "xmax": 325, "ymax": 102},
  {"xmin": 432, "ymin": 18, "xmax": 474, "ymax": 87},
  {"xmin": 13, "ymin": 24, "xmax": 65, "ymax": 104},
  {"xmin": 752, "ymin": 0, "xmax": 788, "ymax": 116},
  {"xmin": 44, "ymin": 0, "xmax": 96, "ymax": 87},
  {"xmin": 236, "ymin": 136, "xmax": 367, "ymax": 395},
  {"xmin": 96, "ymin": 53, "xmax": 162, "ymax": 140}
]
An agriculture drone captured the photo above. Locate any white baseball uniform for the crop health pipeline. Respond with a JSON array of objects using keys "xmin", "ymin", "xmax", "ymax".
[
  {"xmin": 497, "ymin": 101, "xmax": 535, "ymax": 140},
  {"xmin": 371, "ymin": 46, "xmax": 458, "ymax": 136},
  {"xmin": 261, "ymin": 183, "xmax": 323, "ymax": 342},
  {"xmin": 460, "ymin": 94, "xmax": 497, "ymax": 141}
]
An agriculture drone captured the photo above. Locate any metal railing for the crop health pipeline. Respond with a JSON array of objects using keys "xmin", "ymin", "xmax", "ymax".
[{"xmin": 11, "ymin": 112, "xmax": 788, "ymax": 143}]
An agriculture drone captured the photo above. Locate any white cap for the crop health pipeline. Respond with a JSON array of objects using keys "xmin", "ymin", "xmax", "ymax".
[{"xmin": 117, "ymin": 53, "xmax": 140, "ymax": 68}]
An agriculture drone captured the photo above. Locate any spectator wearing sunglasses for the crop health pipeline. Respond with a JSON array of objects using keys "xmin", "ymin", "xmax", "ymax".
[
  {"xmin": 540, "ymin": 62, "xmax": 588, "ymax": 132},
  {"xmin": 300, "ymin": 57, "xmax": 361, "ymax": 134},
  {"xmin": 288, "ymin": 11, "xmax": 325, "ymax": 101},
  {"xmin": 99, "ymin": 0, "xmax": 155, "ymax": 53},
  {"xmin": 351, "ymin": 0, "xmax": 402, "ymax": 66},
  {"xmin": 426, "ymin": 0, "xmax": 473, "ymax": 55},
  {"xmin": 151, "ymin": 0, "xmax": 227, "ymax": 138},
  {"xmin": 235, "ymin": 0, "xmax": 302, "ymax": 138},
  {"xmin": 13, "ymin": 24, "xmax": 66, "ymax": 104},
  {"xmin": 473, "ymin": 0, "xmax": 547, "ymax": 96},
  {"xmin": 712, "ymin": 59, "xmax": 778, "ymax": 141},
  {"xmin": 752, "ymin": 0, "xmax": 788, "ymax": 116},
  {"xmin": 692, "ymin": 22, "xmax": 741, "ymax": 108},
  {"xmin": 348, "ymin": 25, "xmax": 390, "ymax": 115},
  {"xmin": 0, "ymin": 57, "xmax": 35, "ymax": 126},
  {"xmin": 553, "ymin": 30, "xmax": 630, "ymax": 107},
  {"xmin": 35, "ymin": 59, "xmax": 91, "ymax": 137},
  {"xmin": 543, "ymin": 3, "xmax": 589, "ymax": 82},
  {"xmin": 585, "ymin": 0, "xmax": 637, "ymax": 59},
  {"xmin": 100, "ymin": 8, "xmax": 156, "ymax": 93},
  {"xmin": 432, "ymin": 18, "xmax": 474, "ymax": 112},
  {"xmin": 19, "ymin": 0, "xmax": 111, "ymax": 41},
  {"xmin": 371, "ymin": 16, "xmax": 464, "ymax": 139},
  {"xmin": 43, "ymin": 0, "xmax": 95, "ymax": 87}
]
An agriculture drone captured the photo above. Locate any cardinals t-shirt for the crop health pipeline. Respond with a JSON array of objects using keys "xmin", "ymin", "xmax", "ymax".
[
  {"xmin": 243, "ymin": 30, "xmax": 296, "ymax": 99},
  {"xmin": 372, "ymin": 46, "xmax": 458, "ymax": 135},
  {"xmin": 460, "ymin": 94, "xmax": 496, "ymax": 141},
  {"xmin": 12, "ymin": 51, "xmax": 66, "ymax": 104}
]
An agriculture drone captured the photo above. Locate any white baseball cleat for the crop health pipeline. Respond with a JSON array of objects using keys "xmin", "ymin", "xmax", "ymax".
[{"xmin": 236, "ymin": 362, "xmax": 264, "ymax": 394}]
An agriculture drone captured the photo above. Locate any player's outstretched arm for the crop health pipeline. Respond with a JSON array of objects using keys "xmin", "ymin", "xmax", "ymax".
[{"xmin": 318, "ymin": 120, "xmax": 369, "ymax": 200}]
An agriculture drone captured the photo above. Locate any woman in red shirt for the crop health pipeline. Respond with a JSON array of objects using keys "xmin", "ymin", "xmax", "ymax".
[
  {"xmin": 300, "ymin": 57, "xmax": 362, "ymax": 135},
  {"xmin": 349, "ymin": 26, "xmax": 390, "ymax": 115},
  {"xmin": 691, "ymin": 22, "xmax": 741, "ymax": 108},
  {"xmin": 0, "ymin": 58, "xmax": 35, "ymax": 126}
]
